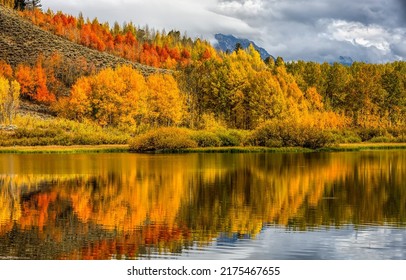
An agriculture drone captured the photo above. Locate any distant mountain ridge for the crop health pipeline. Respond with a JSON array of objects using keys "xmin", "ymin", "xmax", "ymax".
[
  {"xmin": 214, "ymin": 34, "xmax": 274, "ymax": 60},
  {"xmin": 338, "ymin": 56, "xmax": 353, "ymax": 66}
]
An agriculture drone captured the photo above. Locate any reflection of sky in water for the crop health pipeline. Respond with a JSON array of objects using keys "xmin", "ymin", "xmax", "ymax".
[{"xmin": 176, "ymin": 226, "xmax": 406, "ymax": 260}]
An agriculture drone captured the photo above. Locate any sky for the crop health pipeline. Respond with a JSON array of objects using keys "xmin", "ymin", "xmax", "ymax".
[{"xmin": 40, "ymin": 0, "xmax": 406, "ymax": 63}]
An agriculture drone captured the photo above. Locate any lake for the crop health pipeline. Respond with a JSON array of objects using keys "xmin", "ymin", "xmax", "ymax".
[{"xmin": 0, "ymin": 151, "xmax": 405, "ymax": 260}]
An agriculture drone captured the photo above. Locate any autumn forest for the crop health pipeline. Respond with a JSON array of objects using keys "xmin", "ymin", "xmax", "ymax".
[
  {"xmin": 0, "ymin": 1, "xmax": 405, "ymax": 150},
  {"xmin": 1, "ymin": 0, "xmax": 406, "ymax": 261}
]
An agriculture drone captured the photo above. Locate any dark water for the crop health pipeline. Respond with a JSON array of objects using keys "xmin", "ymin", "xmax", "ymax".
[{"xmin": 0, "ymin": 151, "xmax": 405, "ymax": 260}]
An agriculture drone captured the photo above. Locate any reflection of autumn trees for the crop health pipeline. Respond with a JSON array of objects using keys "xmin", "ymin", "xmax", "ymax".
[
  {"xmin": 182, "ymin": 153, "xmax": 351, "ymax": 236},
  {"xmin": 293, "ymin": 152, "xmax": 406, "ymax": 229},
  {"xmin": 1, "ymin": 152, "xmax": 406, "ymax": 259},
  {"xmin": 65, "ymin": 224, "xmax": 191, "ymax": 260},
  {"xmin": 0, "ymin": 176, "xmax": 21, "ymax": 235}
]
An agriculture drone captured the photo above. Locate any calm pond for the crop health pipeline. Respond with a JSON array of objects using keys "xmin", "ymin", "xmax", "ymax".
[{"xmin": 0, "ymin": 151, "xmax": 405, "ymax": 260}]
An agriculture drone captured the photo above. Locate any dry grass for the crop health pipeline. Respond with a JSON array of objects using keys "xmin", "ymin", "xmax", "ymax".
[
  {"xmin": 0, "ymin": 144, "xmax": 129, "ymax": 154},
  {"xmin": 339, "ymin": 143, "xmax": 406, "ymax": 149}
]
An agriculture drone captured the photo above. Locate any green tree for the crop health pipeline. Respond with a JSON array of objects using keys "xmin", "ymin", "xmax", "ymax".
[
  {"xmin": 13, "ymin": 0, "xmax": 26, "ymax": 10},
  {"xmin": 234, "ymin": 42, "xmax": 243, "ymax": 53}
]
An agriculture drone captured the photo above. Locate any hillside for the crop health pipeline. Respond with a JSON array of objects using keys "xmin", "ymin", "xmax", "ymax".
[{"xmin": 0, "ymin": 5, "xmax": 159, "ymax": 75}]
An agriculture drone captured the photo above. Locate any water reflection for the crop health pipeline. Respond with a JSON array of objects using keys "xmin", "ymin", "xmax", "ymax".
[{"xmin": 0, "ymin": 151, "xmax": 405, "ymax": 259}]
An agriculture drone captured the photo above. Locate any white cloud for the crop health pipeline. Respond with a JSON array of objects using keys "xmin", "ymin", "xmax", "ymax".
[
  {"xmin": 322, "ymin": 20, "xmax": 391, "ymax": 52},
  {"xmin": 216, "ymin": 0, "xmax": 264, "ymax": 16}
]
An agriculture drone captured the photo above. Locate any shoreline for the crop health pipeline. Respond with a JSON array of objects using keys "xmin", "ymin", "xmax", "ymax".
[
  {"xmin": 0, "ymin": 143, "xmax": 405, "ymax": 154},
  {"xmin": 0, "ymin": 144, "xmax": 130, "ymax": 154}
]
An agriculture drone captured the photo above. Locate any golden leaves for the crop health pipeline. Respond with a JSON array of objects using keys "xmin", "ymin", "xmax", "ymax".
[{"xmin": 59, "ymin": 66, "xmax": 184, "ymax": 127}]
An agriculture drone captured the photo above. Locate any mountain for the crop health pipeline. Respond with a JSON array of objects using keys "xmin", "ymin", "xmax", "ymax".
[
  {"xmin": 214, "ymin": 34, "xmax": 274, "ymax": 60},
  {"xmin": 0, "ymin": 5, "xmax": 158, "ymax": 75},
  {"xmin": 338, "ymin": 56, "xmax": 353, "ymax": 66}
]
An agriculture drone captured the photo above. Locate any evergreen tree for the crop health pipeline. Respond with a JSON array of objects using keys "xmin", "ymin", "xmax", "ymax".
[
  {"xmin": 13, "ymin": 0, "xmax": 26, "ymax": 10},
  {"xmin": 234, "ymin": 43, "xmax": 243, "ymax": 53},
  {"xmin": 16, "ymin": 0, "xmax": 41, "ymax": 10}
]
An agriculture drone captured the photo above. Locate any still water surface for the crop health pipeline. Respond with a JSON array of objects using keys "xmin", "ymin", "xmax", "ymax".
[{"xmin": 0, "ymin": 151, "xmax": 405, "ymax": 259}]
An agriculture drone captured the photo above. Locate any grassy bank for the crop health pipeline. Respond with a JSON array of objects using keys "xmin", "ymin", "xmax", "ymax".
[
  {"xmin": 144, "ymin": 144, "xmax": 406, "ymax": 154},
  {"xmin": 0, "ymin": 145, "xmax": 129, "ymax": 154},
  {"xmin": 179, "ymin": 146, "xmax": 313, "ymax": 153},
  {"xmin": 1, "ymin": 143, "xmax": 406, "ymax": 154},
  {"xmin": 0, "ymin": 115, "xmax": 132, "ymax": 147},
  {"xmin": 323, "ymin": 143, "xmax": 406, "ymax": 152}
]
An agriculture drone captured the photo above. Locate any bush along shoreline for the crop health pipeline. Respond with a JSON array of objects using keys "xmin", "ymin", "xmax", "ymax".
[
  {"xmin": 1, "ymin": 116, "xmax": 405, "ymax": 154},
  {"xmin": 128, "ymin": 126, "xmax": 406, "ymax": 153}
]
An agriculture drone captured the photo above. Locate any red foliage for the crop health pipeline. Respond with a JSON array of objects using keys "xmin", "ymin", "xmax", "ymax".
[
  {"xmin": 19, "ymin": 10, "xmax": 194, "ymax": 69},
  {"xmin": 15, "ymin": 60, "xmax": 56, "ymax": 103},
  {"xmin": 201, "ymin": 48, "xmax": 212, "ymax": 60}
]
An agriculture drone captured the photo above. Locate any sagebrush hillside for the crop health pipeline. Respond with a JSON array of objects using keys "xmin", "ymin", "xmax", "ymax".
[{"xmin": 0, "ymin": 5, "xmax": 158, "ymax": 74}]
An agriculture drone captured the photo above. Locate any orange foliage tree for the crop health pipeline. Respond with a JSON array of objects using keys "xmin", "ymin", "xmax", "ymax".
[
  {"xmin": 0, "ymin": 60, "xmax": 13, "ymax": 79},
  {"xmin": 15, "ymin": 59, "xmax": 56, "ymax": 103}
]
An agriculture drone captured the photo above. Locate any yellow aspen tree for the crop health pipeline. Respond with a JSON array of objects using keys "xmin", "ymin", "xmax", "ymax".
[
  {"xmin": 63, "ymin": 76, "xmax": 92, "ymax": 121},
  {"xmin": 0, "ymin": 76, "xmax": 20, "ymax": 125},
  {"xmin": 305, "ymin": 87, "xmax": 324, "ymax": 112},
  {"xmin": 6, "ymin": 80, "xmax": 20, "ymax": 124},
  {"xmin": 146, "ymin": 74, "xmax": 184, "ymax": 126},
  {"xmin": 0, "ymin": 76, "xmax": 9, "ymax": 124},
  {"xmin": 115, "ymin": 65, "xmax": 148, "ymax": 125}
]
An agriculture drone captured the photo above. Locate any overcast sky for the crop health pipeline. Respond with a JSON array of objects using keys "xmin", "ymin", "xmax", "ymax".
[{"xmin": 40, "ymin": 0, "xmax": 406, "ymax": 63}]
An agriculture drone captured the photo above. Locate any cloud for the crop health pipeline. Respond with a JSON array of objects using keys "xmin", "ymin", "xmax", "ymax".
[
  {"xmin": 214, "ymin": 0, "xmax": 406, "ymax": 62},
  {"xmin": 40, "ymin": 0, "xmax": 406, "ymax": 62},
  {"xmin": 321, "ymin": 20, "xmax": 392, "ymax": 52},
  {"xmin": 390, "ymin": 28, "xmax": 406, "ymax": 58},
  {"xmin": 398, "ymin": 0, "xmax": 406, "ymax": 20},
  {"xmin": 216, "ymin": 0, "xmax": 264, "ymax": 16},
  {"xmin": 41, "ymin": 0, "xmax": 256, "ymax": 38}
]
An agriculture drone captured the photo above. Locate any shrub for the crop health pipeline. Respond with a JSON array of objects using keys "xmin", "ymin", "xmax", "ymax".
[
  {"xmin": 357, "ymin": 128, "xmax": 387, "ymax": 142},
  {"xmin": 216, "ymin": 129, "xmax": 245, "ymax": 147},
  {"xmin": 387, "ymin": 128, "xmax": 406, "ymax": 141},
  {"xmin": 369, "ymin": 136, "xmax": 395, "ymax": 143},
  {"xmin": 190, "ymin": 130, "xmax": 221, "ymax": 147},
  {"xmin": 247, "ymin": 119, "xmax": 287, "ymax": 147},
  {"xmin": 248, "ymin": 117, "xmax": 334, "ymax": 149},
  {"xmin": 395, "ymin": 136, "xmax": 406, "ymax": 143},
  {"xmin": 129, "ymin": 127, "xmax": 197, "ymax": 152},
  {"xmin": 331, "ymin": 130, "xmax": 362, "ymax": 144}
]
